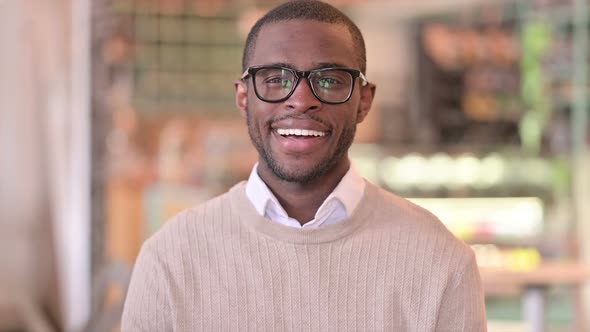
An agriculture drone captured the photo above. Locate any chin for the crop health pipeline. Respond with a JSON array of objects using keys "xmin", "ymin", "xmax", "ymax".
[{"xmin": 269, "ymin": 160, "xmax": 334, "ymax": 184}]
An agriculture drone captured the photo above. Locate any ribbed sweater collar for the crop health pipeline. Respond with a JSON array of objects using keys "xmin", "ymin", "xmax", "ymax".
[{"xmin": 229, "ymin": 180, "xmax": 378, "ymax": 244}]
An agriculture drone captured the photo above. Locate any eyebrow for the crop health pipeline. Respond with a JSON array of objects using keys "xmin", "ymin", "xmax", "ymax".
[
  {"xmin": 261, "ymin": 62, "xmax": 352, "ymax": 70},
  {"xmin": 315, "ymin": 62, "xmax": 349, "ymax": 69}
]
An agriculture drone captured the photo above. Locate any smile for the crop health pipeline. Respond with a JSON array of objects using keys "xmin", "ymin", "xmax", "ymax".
[
  {"xmin": 273, "ymin": 127, "xmax": 329, "ymax": 154},
  {"xmin": 276, "ymin": 128, "xmax": 327, "ymax": 137}
]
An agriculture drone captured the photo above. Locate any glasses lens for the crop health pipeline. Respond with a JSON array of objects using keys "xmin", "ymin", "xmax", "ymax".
[
  {"xmin": 253, "ymin": 68, "xmax": 296, "ymax": 101},
  {"xmin": 310, "ymin": 70, "xmax": 353, "ymax": 103}
]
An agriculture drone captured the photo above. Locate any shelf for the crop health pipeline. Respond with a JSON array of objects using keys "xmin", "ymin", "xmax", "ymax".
[{"xmin": 480, "ymin": 261, "xmax": 590, "ymax": 289}]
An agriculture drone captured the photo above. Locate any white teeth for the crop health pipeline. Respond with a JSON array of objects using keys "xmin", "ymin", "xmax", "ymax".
[{"xmin": 277, "ymin": 128, "xmax": 326, "ymax": 137}]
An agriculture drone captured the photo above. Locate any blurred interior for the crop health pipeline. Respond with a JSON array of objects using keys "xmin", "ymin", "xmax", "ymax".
[{"xmin": 1, "ymin": 0, "xmax": 590, "ymax": 331}]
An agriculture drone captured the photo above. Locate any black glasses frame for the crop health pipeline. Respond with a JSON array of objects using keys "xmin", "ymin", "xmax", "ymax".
[{"xmin": 241, "ymin": 65, "xmax": 369, "ymax": 105}]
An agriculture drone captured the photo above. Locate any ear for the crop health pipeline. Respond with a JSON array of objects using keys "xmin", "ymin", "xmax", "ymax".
[
  {"xmin": 234, "ymin": 80, "xmax": 248, "ymax": 119},
  {"xmin": 356, "ymin": 83, "xmax": 376, "ymax": 124}
]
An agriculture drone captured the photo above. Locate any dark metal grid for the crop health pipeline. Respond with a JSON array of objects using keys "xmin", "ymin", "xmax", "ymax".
[{"xmin": 114, "ymin": 1, "xmax": 243, "ymax": 114}]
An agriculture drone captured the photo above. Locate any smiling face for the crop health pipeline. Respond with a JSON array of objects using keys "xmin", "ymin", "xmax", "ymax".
[{"xmin": 235, "ymin": 19, "xmax": 375, "ymax": 185}]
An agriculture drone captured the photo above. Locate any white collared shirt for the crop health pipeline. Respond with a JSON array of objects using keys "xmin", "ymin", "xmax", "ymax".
[{"xmin": 245, "ymin": 163, "xmax": 365, "ymax": 228}]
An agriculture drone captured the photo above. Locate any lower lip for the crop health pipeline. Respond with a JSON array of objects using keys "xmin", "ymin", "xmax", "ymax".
[{"xmin": 274, "ymin": 131, "xmax": 328, "ymax": 154}]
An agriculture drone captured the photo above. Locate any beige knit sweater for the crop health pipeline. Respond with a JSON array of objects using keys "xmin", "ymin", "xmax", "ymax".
[{"xmin": 122, "ymin": 181, "xmax": 487, "ymax": 331}]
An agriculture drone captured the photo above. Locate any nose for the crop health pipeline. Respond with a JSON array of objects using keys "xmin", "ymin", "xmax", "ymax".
[{"xmin": 285, "ymin": 78, "xmax": 321, "ymax": 112}]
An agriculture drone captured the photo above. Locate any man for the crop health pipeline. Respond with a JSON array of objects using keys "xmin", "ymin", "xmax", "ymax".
[{"xmin": 122, "ymin": 1, "xmax": 487, "ymax": 331}]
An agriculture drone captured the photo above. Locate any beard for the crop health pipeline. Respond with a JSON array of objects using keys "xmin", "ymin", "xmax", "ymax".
[{"xmin": 246, "ymin": 107, "xmax": 357, "ymax": 184}]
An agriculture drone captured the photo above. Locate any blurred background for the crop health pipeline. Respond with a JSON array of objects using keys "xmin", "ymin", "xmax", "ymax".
[{"xmin": 1, "ymin": 0, "xmax": 590, "ymax": 331}]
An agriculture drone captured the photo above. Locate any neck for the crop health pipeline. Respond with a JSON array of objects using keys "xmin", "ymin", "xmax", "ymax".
[{"xmin": 258, "ymin": 160, "xmax": 350, "ymax": 225}]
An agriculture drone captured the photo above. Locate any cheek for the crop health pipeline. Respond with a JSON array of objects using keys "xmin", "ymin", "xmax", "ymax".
[
  {"xmin": 339, "ymin": 107, "xmax": 362, "ymax": 127},
  {"xmin": 247, "ymin": 104, "xmax": 272, "ymax": 134}
]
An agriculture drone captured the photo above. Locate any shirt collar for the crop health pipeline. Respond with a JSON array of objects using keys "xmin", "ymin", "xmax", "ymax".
[
  {"xmin": 326, "ymin": 163, "xmax": 365, "ymax": 216},
  {"xmin": 245, "ymin": 163, "xmax": 278, "ymax": 217},
  {"xmin": 245, "ymin": 163, "xmax": 365, "ymax": 224}
]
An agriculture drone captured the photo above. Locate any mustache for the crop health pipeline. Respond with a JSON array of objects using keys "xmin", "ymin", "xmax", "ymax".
[{"xmin": 266, "ymin": 114, "xmax": 330, "ymax": 128}]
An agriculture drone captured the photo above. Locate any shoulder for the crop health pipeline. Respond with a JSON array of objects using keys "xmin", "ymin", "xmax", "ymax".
[
  {"xmin": 142, "ymin": 182, "xmax": 246, "ymax": 256},
  {"xmin": 364, "ymin": 181, "xmax": 472, "ymax": 254},
  {"xmin": 361, "ymin": 182, "xmax": 477, "ymax": 280},
  {"xmin": 365, "ymin": 181, "xmax": 443, "ymax": 228}
]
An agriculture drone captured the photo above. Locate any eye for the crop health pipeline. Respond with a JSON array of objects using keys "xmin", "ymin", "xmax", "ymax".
[
  {"xmin": 263, "ymin": 76, "xmax": 283, "ymax": 84},
  {"xmin": 312, "ymin": 70, "xmax": 351, "ymax": 90},
  {"xmin": 263, "ymin": 76, "xmax": 293, "ymax": 88},
  {"xmin": 316, "ymin": 77, "xmax": 342, "ymax": 88}
]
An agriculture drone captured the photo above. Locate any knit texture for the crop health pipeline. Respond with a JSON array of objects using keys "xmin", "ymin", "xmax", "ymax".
[{"xmin": 122, "ymin": 181, "xmax": 487, "ymax": 331}]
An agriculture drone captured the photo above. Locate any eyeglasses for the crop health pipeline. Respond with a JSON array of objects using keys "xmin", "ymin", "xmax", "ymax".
[{"xmin": 241, "ymin": 65, "xmax": 369, "ymax": 105}]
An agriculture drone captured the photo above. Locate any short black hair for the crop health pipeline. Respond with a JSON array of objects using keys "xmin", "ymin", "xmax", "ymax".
[{"xmin": 242, "ymin": 0, "xmax": 367, "ymax": 73}]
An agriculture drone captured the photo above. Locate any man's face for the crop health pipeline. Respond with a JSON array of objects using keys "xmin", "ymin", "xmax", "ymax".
[{"xmin": 235, "ymin": 19, "xmax": 374, "ymax": 184}]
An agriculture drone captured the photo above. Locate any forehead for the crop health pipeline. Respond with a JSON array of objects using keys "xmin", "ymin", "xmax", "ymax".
[{"xmin": 250, "ymin": 19, "xmax": 358, "ymax": 70}]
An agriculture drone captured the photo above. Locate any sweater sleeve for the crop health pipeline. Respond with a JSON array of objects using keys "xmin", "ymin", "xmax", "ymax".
[
  {"xmin": 121, "ymin": 240, "xmax": 173, "ymax": 332},
  {"xmin": 435, "ymin": 250, "xmax": 487, "ymax": 332}
]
